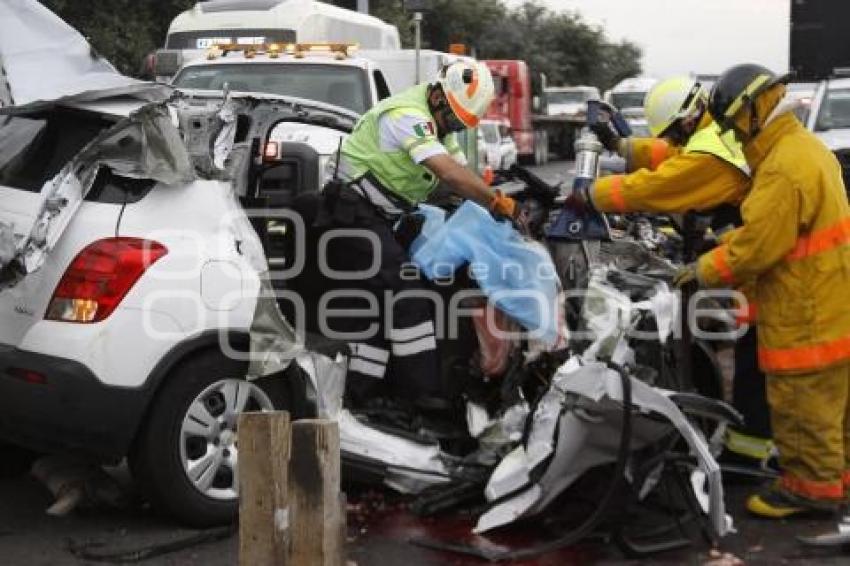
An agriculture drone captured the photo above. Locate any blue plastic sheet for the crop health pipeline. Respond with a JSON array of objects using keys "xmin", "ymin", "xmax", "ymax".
[{"xmin": 410, "ymin": 202, "xmax": 562, "ymax": 346}]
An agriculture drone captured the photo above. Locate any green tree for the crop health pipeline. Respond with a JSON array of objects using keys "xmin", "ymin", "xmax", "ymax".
[
  {"xmin": 39, "ymin": 0, "xmax": 195, "ymax": 76},
  {"xmin": 371, "ymin": 0, "xmax": 642, "ymax": 92},
  {"xmin": 39, "ymin": 0, "xmax": 641, "ymax": 88}
]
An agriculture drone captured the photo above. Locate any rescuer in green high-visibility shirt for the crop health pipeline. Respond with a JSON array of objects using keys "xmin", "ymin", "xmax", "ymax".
[{"xmin": 317, "ymin": 60, "xmax": 516, "ymax": 409}]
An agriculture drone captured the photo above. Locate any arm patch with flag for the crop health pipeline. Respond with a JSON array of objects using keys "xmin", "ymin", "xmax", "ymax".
[{"xmin": 413, "ymin": 121, "xmax": 435, "ymax": 137}]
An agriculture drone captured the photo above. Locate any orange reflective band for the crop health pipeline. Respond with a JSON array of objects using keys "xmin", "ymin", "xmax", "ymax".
[
  {"xmin": 446, "ymin": 91, "xmax": 479, "ymax": 127},
  {"xmin": 609, "ymin": 175, "xmax": 627, "ymax": 213},
  {"xmin": 712, "ymin": 246, "xmax": 735, "ymax": 285},
  {"xmin": 466, "ymin": 70, "xmax": 479, "ymax": 98},
  {"xmin": 787, "ymin": 217, "xmax": 850, "ymax": 261},
  {"xmin": 759, "ymin": 332, "xmax": 850, "ymax": 373},
  {"xmin": 649, "ymin": 139, "xmax": 668, "ymax": 170},
  {"xmin": 780, "ymin": 473, "xmax": 844, "ymax": 501}
]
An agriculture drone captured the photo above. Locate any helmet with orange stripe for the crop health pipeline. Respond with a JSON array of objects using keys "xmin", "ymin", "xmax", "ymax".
[{"xmin": 434, "ymin": 61, "xmax": 494, "ymax": 131}]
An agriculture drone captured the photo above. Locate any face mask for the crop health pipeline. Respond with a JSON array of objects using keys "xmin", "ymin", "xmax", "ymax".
[
  {"xmin": 442, "ymin": 106, "xmax": 466, "ymax": 133},
  {"xmin": 429, "ymin": 85, "xmax": 467, "ymax": 135}
]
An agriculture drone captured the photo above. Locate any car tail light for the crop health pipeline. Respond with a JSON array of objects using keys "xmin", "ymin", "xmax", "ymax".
[{"xmin": 46, "ymin": 238, "xmax": 167, "ymax": 323}]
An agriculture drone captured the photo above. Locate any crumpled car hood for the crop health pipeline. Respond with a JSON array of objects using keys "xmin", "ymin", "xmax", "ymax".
[{"xmin": 0, "ymin": 0, "xmax": 169, "ymax": 112}]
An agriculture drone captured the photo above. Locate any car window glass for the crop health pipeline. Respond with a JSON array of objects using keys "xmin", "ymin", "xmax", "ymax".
[
  {"xmin": 817, "ymin": 88, "xmax": 850, "ymax": 130},
  {"xmin": 481, "ymin": 123, "xmax": 500, "ymax": 144},
  {"xmin": 373, "ymin": 70, "xmax": 391, "ymax": 101},
  {"xmin": 0, "ymin": 116, "xmax": 46, "ymax": 179},
  {"xmin": 165, "ymin": 28, "xmax": 296, "ymax": 49},
  {"xmin": 548, "ymin": 91, "xmax": 588, "ymax": 104},
  {"xmin": 0, "ymin": 110, "xmax": 110, "ymax": 192},
  {"xmin": 611, "ymin": 92, "xmax": 646, "ymax": 109},
  {"xmin": 173, "ymin": 63, "xmax": 369, "ymax": 114}
]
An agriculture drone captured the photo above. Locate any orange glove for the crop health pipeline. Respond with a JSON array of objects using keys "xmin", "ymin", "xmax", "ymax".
[{"xmin": 489, "ymin": 189, "xmax": 518, "ymax": 219}]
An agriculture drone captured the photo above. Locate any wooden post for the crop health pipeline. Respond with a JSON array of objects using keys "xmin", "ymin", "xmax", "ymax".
[
  {"xmin": 238, "ymin": 411, "xmax": 291, "ymax": 566},
  {"xmin": 289, "ymin": 419, "xmax": 345, "ymax": 566}
]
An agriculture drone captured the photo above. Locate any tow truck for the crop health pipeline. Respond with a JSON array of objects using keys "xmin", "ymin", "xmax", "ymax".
[{"xmin": 168, "ymin": 42, "xmax": 482, "ymax": 188}]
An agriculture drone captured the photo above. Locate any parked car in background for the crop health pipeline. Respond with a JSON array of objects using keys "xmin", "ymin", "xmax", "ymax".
[
  {"xmin": 804, "ymin": 77, "xmax": 850, "ymax": 192},
  {"xmin": 785, "ymin": 81, "xmax": 818, "ymax": 124},
  {"xmin": 478, "ymin": 119, "xmax": 518, "ymax": 171},
  {"xmin": 544, "ymin": 85, "xmax": 601, "ymax": 119}
]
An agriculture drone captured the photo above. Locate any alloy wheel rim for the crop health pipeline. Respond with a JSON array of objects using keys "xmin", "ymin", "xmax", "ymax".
[{"xmin": 179, "ymin": 379, "xmax": 274, "ymax": 500}]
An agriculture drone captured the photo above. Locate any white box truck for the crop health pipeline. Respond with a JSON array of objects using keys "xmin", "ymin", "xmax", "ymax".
[{"xmin": 154, "ymin": 0, "xmax": 400, "ymax": 80}]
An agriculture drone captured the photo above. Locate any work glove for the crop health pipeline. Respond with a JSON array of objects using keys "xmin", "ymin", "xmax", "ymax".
[
  {"xmin": 589, "ymin": 122, "xmax": 621, "ymax": 153},
  {"xmin": 489, "ymin": 189, "xmax": 519, "ymax": 220},
  {"xmin": 672, "ymin": 263, "xmax": 699, "ymax": 288}
]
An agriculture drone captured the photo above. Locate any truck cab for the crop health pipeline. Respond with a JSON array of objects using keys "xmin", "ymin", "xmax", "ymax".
[
  {"xmin": 171, "ymin": 43, "xmax": 390, "ymax": 190},
  {"xmin": 604, "ymin": 76, "xmax": 658, "ymax": 119},
  {"xmin": 170, "ymin": 44, "xmax": 392, "ymax": 115},
  {"xmin": 544, "ymin": 85, "xmax": 601, "ymax": 119}
]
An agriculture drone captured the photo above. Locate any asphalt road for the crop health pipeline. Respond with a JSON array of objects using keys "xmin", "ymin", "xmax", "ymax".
[{"xmin": 1, "ymin": 160, "xmax": 848, "ymax": 565}]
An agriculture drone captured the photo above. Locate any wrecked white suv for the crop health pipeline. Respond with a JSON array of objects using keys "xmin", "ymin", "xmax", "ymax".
[
  {"xmin": 0, "ymin": 91, "xmax": 357, "ymax": 526},
  {"xmin": 0, "ymin": 8, "xmax": 361, "ymax": 522}
]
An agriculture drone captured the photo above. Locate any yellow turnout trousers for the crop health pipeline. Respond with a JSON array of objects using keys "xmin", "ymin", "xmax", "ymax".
[{"xmin": 767, "ymin": 362, "xmax": 850, "ymax": 501}]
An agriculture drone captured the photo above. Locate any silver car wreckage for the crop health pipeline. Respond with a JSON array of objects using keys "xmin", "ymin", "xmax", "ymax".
[{"xmin": 0, "ymin": 2, "xmax": 741, "ymax": 560}]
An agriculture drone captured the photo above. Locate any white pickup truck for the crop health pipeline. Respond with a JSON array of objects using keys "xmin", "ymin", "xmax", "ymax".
[{"xmin": 169, "ymin": 44, "xmax": 477, "ymax": 186}]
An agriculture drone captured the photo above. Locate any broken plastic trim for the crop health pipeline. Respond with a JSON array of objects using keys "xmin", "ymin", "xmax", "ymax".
[{"xmin": 412, "ymin": 361, "xmax": 633, "ymax": 562}]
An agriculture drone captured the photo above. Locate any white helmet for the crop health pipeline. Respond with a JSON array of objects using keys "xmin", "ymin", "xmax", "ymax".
[
  {"xmin": 644, "ymin": 76, "xmax": 708, "ymax": 137},
  {"xmin": 437, "ymin": 61, "xmax": 494, "ymax": 128}
]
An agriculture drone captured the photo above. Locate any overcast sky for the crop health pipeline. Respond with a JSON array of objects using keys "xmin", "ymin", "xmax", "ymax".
[{"xmin": 504, "ymin": 0, "xmax": 791, "ymax": 78}]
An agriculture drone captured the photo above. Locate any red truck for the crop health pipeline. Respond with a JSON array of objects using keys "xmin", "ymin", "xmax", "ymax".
[{"xmin": 483, "ymin": 60, "xmax": 584, "ymax": 165}]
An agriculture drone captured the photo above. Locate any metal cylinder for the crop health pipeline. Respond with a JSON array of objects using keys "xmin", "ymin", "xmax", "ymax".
[{"xmin": 574, "ymin": 133, "xmax": 603, "ymax": 181}]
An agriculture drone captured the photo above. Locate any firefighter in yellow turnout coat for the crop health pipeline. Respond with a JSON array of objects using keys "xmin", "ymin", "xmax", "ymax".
[
  {"xmin": 589, "ymin": 77, "xmax": 749, "ymax": 216},
  {"xmin": 582, "ymin": 77, "xmax": 774, "ymax": 464},
  {"xmin": 692, "ymin": 64, "xmax": 850, "ymax": 517}
]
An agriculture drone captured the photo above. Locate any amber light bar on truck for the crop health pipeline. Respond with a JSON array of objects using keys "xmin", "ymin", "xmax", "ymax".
[{"xmin": 207, "ymin": 42, "xmax": 359, "ymax": 61}]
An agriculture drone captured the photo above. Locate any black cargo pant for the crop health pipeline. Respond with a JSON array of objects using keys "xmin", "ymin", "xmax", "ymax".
[
  {"xmin": 733, "ymin": 326, "xmax": 772, "ymax": 439},
  {"xmin": 315, "ymin": 185, "xmax": 441, "ymax": 406},
  {"xmin": 709, "ymin": 208, "xmax": 772, "ymax": 445}
]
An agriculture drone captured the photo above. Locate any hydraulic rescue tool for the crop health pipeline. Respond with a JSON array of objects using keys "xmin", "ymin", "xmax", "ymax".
[{"xmin": 547, "ymin": 99, "xmax": 631, "ymax": 240}]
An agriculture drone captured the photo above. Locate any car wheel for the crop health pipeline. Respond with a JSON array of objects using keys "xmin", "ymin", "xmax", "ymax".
[{"xmin": 130, "ymin": 350, "xmax": 297, "ymax": 527}]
